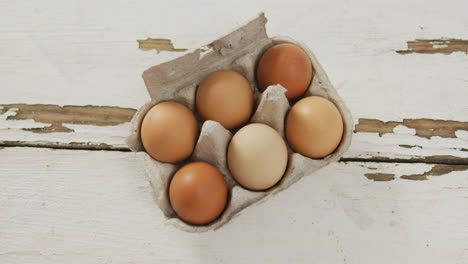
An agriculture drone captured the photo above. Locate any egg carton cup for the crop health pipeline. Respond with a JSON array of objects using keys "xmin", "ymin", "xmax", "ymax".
[{"xmin": 126, "ymin": 13, "xmax": 353, "ymax": 232}]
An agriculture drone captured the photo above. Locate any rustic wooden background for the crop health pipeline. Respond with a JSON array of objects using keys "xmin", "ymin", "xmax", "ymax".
[{"xmin": 1, "ymin": 0, "xmax": 467, "ymax": 263}]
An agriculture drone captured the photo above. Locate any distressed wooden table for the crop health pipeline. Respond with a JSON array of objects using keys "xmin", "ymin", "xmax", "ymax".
[{"xmin": 1, "ymin": 1, "xmax": 467, "ymax": 263}]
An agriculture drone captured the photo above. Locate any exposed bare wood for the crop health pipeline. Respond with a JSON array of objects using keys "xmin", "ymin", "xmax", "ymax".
[
  {"xmin": 354, "ymin": 119, "xmax": 400, "ymax": 136},
  {"xmin": 0, "ymin": 104, "xmax": 136, "ymax": 134},
  {"xmin": 0, "ymin": 140, "xmax": 129, "ymax": 151},
  {"xmin": 401, "ymin": 164, "xmax": 468, "ymax": 181},
  {"xmin": 399, "ymin": 144, "xmax": 423, "ymax": 149},
  {"xmin": 420, "ymin": 155, "xmax": 468, "ymax": 165},
  {"xmin": 397, "ymin": 39, "xmax": 468, "ymax": 55},
  {"xmin": 403, "ymin": 119, "xmax": 468, "ymax": 139},
  {"xmin": 342, "ymin": 155, "xmax": 468, "ymax": 166},
  {"xmin": 137, "ymin": 38, "xmax": 188, "ymax": 53},
  {"xmin": 364, "ymin": 173, "xmax": 395, "ymax": 181},
  {"xmin": 355, "ymin": 118, "xmax": 468, "ymax": 139}
]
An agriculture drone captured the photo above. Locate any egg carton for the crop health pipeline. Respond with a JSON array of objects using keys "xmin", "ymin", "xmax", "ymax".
[{"xmin": 126, "ymin": 13, "xmax": 353, "ymax": 232}]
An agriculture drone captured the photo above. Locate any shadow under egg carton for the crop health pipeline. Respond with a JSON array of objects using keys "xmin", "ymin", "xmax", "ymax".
[{"xmin": 126, "ymin": 13, "xmax": 352, "ymax": 232}]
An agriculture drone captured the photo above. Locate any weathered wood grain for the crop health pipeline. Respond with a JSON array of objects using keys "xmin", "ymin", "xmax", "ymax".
[
  {"xmin": 0, "ymin": 140, "xmax": 128, "ymax": 151},
  {"xmin": 363, "ymin": 164, "xmax": 468, "ymax": 181},
  {"xmin": 343, "ymin": 155, "xmax": 468, "ymax": 166},
  {"xmin": 400, "ymin": 164, "xmax": 468, "ymax": 181},
  {"xmin": 0, "ymin": 147, "xmax": 467, "ymax": 264},
  {"xmin": 355, "ymin": 118, "xmax": 468, "ymax": 139}
]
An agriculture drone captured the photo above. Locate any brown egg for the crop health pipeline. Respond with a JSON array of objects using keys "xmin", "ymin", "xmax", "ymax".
[
  {"xmin": 140, "ymin": 101, "xmax": 198, "ymax": 163},
  {"xmin": 286, "ymin": 96, "xmax": 343, "ymax": 159},
  {"xmin": 257, "ymin": 43, "xmax": 313, "ymax": 101},
  {"xmin": 196, "ymin": 70, "xmax": 254, "ymax": 130},
  {"xmin": 169, "ymin": 161, "xmax": 228, "ymax": 225}
]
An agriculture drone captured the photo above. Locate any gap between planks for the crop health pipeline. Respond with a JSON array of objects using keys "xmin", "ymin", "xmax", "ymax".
[{"xmin": 1, "ymin": 143, "xmax": 466, "ymax": 166}]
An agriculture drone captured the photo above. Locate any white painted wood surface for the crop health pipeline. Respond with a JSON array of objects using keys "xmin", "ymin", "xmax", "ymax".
[
  {"xmin": 1, "ymin": 0, "xmax": 468, "ymax": 263},
  {"xmin": 1, "ymin": 147, "xmax": 467, "ymax": 263}
]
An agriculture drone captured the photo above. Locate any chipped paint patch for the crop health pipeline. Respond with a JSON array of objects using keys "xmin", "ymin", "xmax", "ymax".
[
  {"xmin": 401, "ymin": 164, "xmax": 468, "ymax": 181},
  {"xmin": 0, "ymin": 104, "xmax": 136, "ymax": 134},
  {"xmin": 341, "ymin": 155, "xmax": 468, "ymax": 165},
  {"xmin": 0, "ymin": 140, "xmax": 129, "ymax": 151},
  {"xmin": 455, "ymin": 130, "xmax": 468, "ymax": 139},
  {"xmin": 357, "ymin": 164, "xmax": 378, "ymax": 170},
  {"xmin": 137, "ymin": 38, "xmax": 187, "ymax": 53},
  {"xmin": 364, "ymin": 173, "xmax": 395, "ymax": 181},
  {"xmin": 397, "ymin": 39, "xmax": 468, "ymax": 55},
  {"xmin": 404, "ymin": 119, "xmax": 468, "ymax": 139},
  {"xmin": 355, "ymin": 118, "xmax": 468, "ymax": 139},
  {"xmin": 354, "ymin": 119, "xmax": 400, "ymax": 137},
  {"xmin": 393, "ymin": 125, "xmax": 416, "ymax": 135},
  {"xmin": 399, "ymin": 144, "xmax": 423, "ymax": 149}
]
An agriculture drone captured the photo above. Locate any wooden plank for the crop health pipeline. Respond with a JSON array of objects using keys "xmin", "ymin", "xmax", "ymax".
[
  {"xmin": 2, "ymin": 104, "xmax": 467, "ymax": 163},
  {"xmin": 1, "ymin": 0, "xmax": 467, "ymax": 113},
  {"xmin": 0, "ymin": 147, "xmax": 467, "ymax": 263}
]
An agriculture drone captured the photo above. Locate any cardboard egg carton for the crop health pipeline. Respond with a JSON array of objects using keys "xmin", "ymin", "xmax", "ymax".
[{"xmin": 126, "ymin": 13, "xmax": 353, "ymax": 232}]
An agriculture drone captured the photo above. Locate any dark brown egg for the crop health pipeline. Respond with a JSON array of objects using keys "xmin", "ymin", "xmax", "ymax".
[
  {"xmin": 169, "ymin": 161, "xmax": 228, "ymax": 225},
  {"xmin": 257, "ymin": 43, "xmax": 313, "ymax": 101}
]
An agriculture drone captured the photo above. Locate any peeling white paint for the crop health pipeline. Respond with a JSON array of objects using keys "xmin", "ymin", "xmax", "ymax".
[
  {"xmin": 0, "ymin": 109, "xmax": 53, "ymax": 130},
  {"xmin": 432, "ymin": 44, "xmax": 449, "ymax": 49},
  {"xmin": 345, "ymin": 133, "xmax": 468, "ymax": 161},
  {"xmin": 0, "ymin": 121, "xmax": 130, "ymax": 148},
  {"xmin": 455, "ymin": 130, "xmax": 468, "ymax": 140},
  {"xmin": 393, "ymin": 125, "xmax": 417, "ymax": 135}
]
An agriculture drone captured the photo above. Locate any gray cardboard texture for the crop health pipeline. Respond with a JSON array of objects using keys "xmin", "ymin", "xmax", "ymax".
[{"xmin": 126, "ymin": 13, "xmax": 353, "ymax": 232}]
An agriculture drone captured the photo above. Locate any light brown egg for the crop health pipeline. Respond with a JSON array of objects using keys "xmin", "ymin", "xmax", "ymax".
[
  {"xmin": 257, "ymin": 43, "xmax": 313, "ymax": 101},
  {"xmin": 196, "ymin": 70, "xmax": 254, "ymax": 130},
  {"xmin": 140, "ymin": 101, "xmax": 198, "ymax": 163},
  {"xmin": 169, "ymin": 161, "xmax": 228, "ymax": 225},
  {"xmin": 286, "ymin": 96, "xmax": 343, "ymax": 159},
  {"xmin": 227, "ymin": 123, "xmax": 288, "ymax": 191}
]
